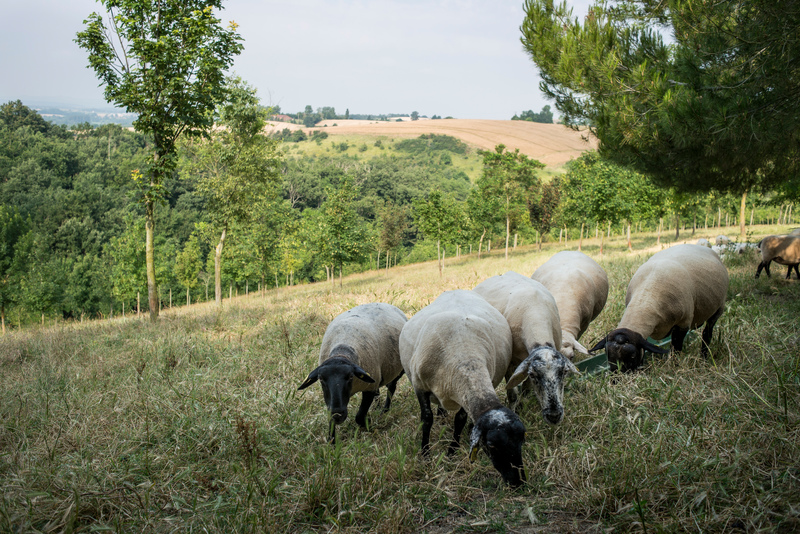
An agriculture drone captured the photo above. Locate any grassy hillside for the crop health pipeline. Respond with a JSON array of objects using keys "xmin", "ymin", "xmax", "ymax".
[
  {"xmin": 1, "ymin": 225, "xmax": 798, "ymax": 532},
  {"xmin": 268, "ymin": 118, "xmax": 596, "ymax": 175}
]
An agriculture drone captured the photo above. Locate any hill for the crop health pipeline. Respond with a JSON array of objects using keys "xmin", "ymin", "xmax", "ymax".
[{"xmin": 265, "ymin": 118, "xmax": 597, "ymax": 167}]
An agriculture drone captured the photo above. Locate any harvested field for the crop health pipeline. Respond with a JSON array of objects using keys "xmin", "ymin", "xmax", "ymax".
[{"xmin": 265, "ymin": 118, "xmax": 597, "ymax": 167}]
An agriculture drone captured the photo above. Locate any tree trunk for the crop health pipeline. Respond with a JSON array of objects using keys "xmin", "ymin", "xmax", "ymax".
[
  {"xmin": 377, "ymin": 250, "xmax": 381, "ymax": 271},
  {"xmin": 657, "ymin": 218, "xmax": 662, "ymax": 246},
  {"xmin": 627, "ymin": 223, "xmax": 632, "ymax": 251},
  {"xmin": 505, "ymin": 214, "xmax": 510, "ymax": 260},
  {"xmin": 478, "ymin": 228, "xmax": 486, "ymax": 259},
  {"xmin": 215, "ymin": 227, "xmax": 227, "ymax": 307},
  {"xmin": 437, "ymin": 239, "xmax": 442, "ymax": 277},
  {"xmin": 145, "ymin": 200, "xmax": 158, "ymax": 321},
  {"xmin": 600, "ymin": 231, "xmax": 604, "ymax": 255},
  {"xmin": 339, "ymin": 265, "xmax": 343, "ymax": 287},
  {"xmin": 579, "ymin": 223, "xmax": 584, "ymax": 251},
  {"xmin": 740, "ymin": 191, "xmax": 747, "ymax": 238},
  {"xmin": 187, "ymin": 287, "xmax": 190, "ymax": 306},
  {"xmin": 386, "ymin": 251, "xmax": 390, "ymax": 273},
  {"xmin": 169, "ymin": 288, "xmax": 172, "ymax": 308},
  {"xmin": 137, "ymin": 291, "xmax": 141, "ymax": 317},
  {"xmin": 1, "ymin": 304, "xmax": 5, "ymax": 335},
  {"xmin": 675, "ymin": 214, "xmax": 680, "ymax": 240}
]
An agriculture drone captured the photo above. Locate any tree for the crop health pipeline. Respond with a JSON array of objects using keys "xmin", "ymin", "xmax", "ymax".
[
  {"xmin": 0, "ymin": 205, "xmax": 27, "ymax": 333},
  {"xmin": 476, "ymin": 145, "xmax": 545, "ymax": 260},
  {"xmin": 76, "ymin": 0, "xmax": 243, "ymax": 321},
  {"xmin": 321, "ymin": 176, "xmax": 369, "ymax": 286},
  {"xmin": 527, "ymin": 179, "xmax": 560, "ymax": 250},
  {"xmin": 512, "ymin": 106, "xmax": 554, "ymax": 123},
  {"xmin": 378, "ymin": 203, "xmax": 407, "ymax": 271},
  {"xmin": 413, "ymin": 190, "xmax": 464, "ymax": 276},
  {"xmin": 175, "ymin": 234, "xmax": 203, "ymax": 305},
  {"xmin": 179, "ymin": 77, "xmax": 282, "ymax": 306},
  {"xmin": 558, "ymin": 152, "xmax": 662, "ymax": 253},
  {"xmin": 411, "ymin": 111, "xmax": 420, "ymax": 121},
  {"xmin": 520, "ymin": 0, "xmax": 800, "ymax": 195}
]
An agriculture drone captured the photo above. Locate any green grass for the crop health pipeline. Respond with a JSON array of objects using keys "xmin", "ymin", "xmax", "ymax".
[{"xmin": 1, "ymin": 225, "xmax": 799, "ymax": 532}]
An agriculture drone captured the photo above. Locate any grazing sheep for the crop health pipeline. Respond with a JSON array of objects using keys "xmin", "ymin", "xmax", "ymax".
[
  {"xmin": 298, "ymin": 303, "xmax": 407, "ymax": 443},
  {"xmin": 590, "ymin": 244, "xmax": 729, "ymax": 372},
  {"xmin": 696, "ymin": 238, "xmax": 711, "ymax": 248},
  {"xmin": 756, "ymin": 235, "xmax": 800, "ymax": 279},
  {"xmin": 400, "ymin": 290, "xmax": 526, "ymax": 487},
  {"xmin": 473, "ymin": 271, "xmax": 578, "ymax": 425},
  {"xmin": 716, "ymin": 235, "xmax": 731, "ymax": 246},
  {"xmin": 531, "ymin": 251, "xmax": 609, "ymax": 360}
]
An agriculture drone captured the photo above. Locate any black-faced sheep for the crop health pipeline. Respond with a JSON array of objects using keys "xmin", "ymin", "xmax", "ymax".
[
  {"xmin": 531, "ymin": 251, "xmax": 609, "ymax": 360},
  {"xmin": 298, "ymin": 302, "xmax": 407, "ymax": 443},
  {"xmin": 755, "ymin": 235, "xmax": 800, "ymax": 280},
  {"xmin": 590, "ymin": 244, "xmax": 729, "ymax": 372},
  {"xmin": 399, "ymin": 290, "xmax": 526, "ymax": 487},
  {"xmin": 473, "ymin": 271, "xmax": 578, "ymax": 425}
]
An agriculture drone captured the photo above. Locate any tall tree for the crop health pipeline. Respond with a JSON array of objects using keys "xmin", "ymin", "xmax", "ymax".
[
  {"xmin": 476, "ymin": 145, "xmax": 544, "ymax": 260},
  {"xmin": 0, "ymin": 205, "xmax": 27, "ymax": 333},
  {"xmin": 180, "ymin": 77, "xmax": 282, "ymax": 306},
  {"xmin": 322, "ymin": 176, "xmax": 369, "ymax": 286},
  {"xmin": 413, "ymin": 190, "xmax": 463, "ymax": 276},
  {"xmin": 521, "ymin": 0, "xmax": 800, "ymax": 194},
  {"xmin": 76, "ymin": 0, "xmax": 243, "ymax": 320}
]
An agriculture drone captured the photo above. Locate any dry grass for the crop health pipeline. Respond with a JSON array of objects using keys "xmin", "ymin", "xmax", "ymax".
[
  {"xmin": 266, "ymin": 118, "xmax": 597, "ymax": 167},
  {"xmin": 1, "ymin": 225, "xmax": 798, "ymax": 533}
]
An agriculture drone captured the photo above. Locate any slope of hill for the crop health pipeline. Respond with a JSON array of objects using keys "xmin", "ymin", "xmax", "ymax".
[{"xmin": 265, "ymin": 118, "xmax": 597, "ymax": 167}]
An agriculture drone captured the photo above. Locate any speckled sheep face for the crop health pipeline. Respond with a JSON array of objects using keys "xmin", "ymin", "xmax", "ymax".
[
  {"xmin": 508, "ymin": 346, "xmax": 578, "ymax": 425},
  {"xmin": 470, "ymin": 407, "xmax": 527, "ymax": 487}
]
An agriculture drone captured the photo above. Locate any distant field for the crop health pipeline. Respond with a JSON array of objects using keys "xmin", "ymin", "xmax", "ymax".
[{"xmin": 266, "ymin": 118, "xmax": 597, "ymax": 168}]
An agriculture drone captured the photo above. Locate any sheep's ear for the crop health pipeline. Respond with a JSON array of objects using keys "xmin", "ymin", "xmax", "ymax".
[
  {"xmin": 506, "ymin": 360, "xmax": 530, "ymax": 390},
  {"xmin": 564, "ymin": 357, "xmax": 580, "ymax": 375},
  {"xmin": 572, "ymin": 339, "xmax": 590, "ymax": 356},
  {"xmin": 469, "ymin": 427, "xmax": 481, "ymax": 462},
  {"xmin": 639, "ymin": 339, "xmax": 669, "ymax": 355},
  {"xmin": 297, "ymin": 367, "xmax": 320, "ymax": 390},
  {"xmin": 589, "ymin": 337, "xmax": 607, "ymax": 354},
  {"xmin": 352, "ymin": 365, "xmax": 376, "ymax": 384}
]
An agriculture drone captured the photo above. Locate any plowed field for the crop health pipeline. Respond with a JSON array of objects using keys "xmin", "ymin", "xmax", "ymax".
[{"xmin": 265, "ymin": 118, "xmax": 597, "ymax": 166}]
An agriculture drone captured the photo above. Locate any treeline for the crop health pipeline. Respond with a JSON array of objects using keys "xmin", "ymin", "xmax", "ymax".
[
  {"xmin": 0, "ymin": 100, "xmax": 793, "ymax": 330},
  {"xmin": 271, "ymin": 105, "xmax": 443, "ymax": 127}
]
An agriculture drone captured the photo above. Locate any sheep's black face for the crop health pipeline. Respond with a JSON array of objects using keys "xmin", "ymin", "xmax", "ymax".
[
  {"xmin": 472, "ymin": 407, "xmax": 527, "ymax": 488},
  {"xmin": 606, "ymin": 335, "xmax": 643, "ymax": 373},
  {"xmin": 297, "ymin": 357, "xmax": 375, "ymax": 425},
  {"xmin": 602, "ymin": 328, "xmax": 668, "ymax": 372}
]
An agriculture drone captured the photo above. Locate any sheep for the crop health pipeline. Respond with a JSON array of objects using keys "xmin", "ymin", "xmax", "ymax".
[
  {"xmin": 696, "ymin": 238, "xmax": 711, "ymax": 248},
  {"xmin": 473, "ymin": 271, "xmax": 578, "ymax": 425},
  {"xmin": 716, "ymin": 235, "xmax": 731, "ymax": 246},
  {"xmin": 590, "ymin": 244, "xmax": 729, "ymax": 372},
  {"xmin": 298, "ymin": 303, "xmax": 407, "ymax": 443},
  {"xmin": 755, "ymin": 235, "xmax": 800, "ymax": 279},
  {"xmin": 399, "ymin": 289, "xmax": 526, "ymax": 487},
  {"xmin": 531, "ymin": 251, "xmax": 609, "ymax": 360}
]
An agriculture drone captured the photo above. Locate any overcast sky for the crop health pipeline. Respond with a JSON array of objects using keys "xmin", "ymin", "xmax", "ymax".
[{"xmin": 0, "ymin": 0, "xmax": 592, "ymax": 120}]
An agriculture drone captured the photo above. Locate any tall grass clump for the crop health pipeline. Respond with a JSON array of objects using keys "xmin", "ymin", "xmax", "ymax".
[{"xmin": 0, "ymin": 226, "xmax": 798, "ymax": 532}]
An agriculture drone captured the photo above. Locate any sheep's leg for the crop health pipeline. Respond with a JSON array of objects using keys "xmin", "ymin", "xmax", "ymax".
[
  {"xmin": 416, "ymin": 390, "xmax": 434, "ymax": 456},
  {"xmin": 792, "ymin": 264, "xmax": 800, "ymax": 279},
  {"xmin": 355, "ymin": 391, "xmax": 377, "ymax": 429},
  {"xmin": 448, "ymin": 408, "xmax": 468, "ymax": 455},
  {"xmin": 756, "ymin": 261, "xmax": 771, "ymax": 278},
  {"xmin": 670, "ymin": 325, "xmax": 689, "ymax": 353},
  {"xmin": 786, "ymin": 264, "xmax": 798, "ymax": 280},
  {"xmin": 382, "ymin": 372, "xmax": 404, "ymax": 413},
  {"xmin": 700, "ymin": 307, "xmax": 724, "ymax": 357}
]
